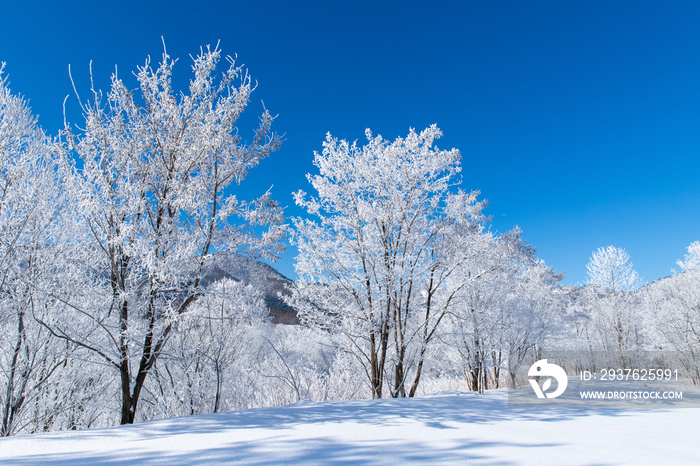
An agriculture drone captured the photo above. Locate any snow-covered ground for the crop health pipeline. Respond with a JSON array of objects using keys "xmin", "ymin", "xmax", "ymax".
[{"xmin": 0, "ymin": 390, "xmax": 697, "ymax": 465}]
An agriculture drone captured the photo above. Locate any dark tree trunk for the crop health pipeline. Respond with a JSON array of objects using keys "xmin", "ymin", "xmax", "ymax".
[{"xmin": 1, "ymin": 309, "xmax": 25, "ymax": 436}]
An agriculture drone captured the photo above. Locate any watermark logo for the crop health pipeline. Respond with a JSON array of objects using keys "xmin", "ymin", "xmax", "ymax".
[
  {"xmin": 510, "ymin": 351, "xmax": 698, "ymax": 409},
  {"xmin": 528, "ymin": 359, "xmax": 568, "ymax": 398}
]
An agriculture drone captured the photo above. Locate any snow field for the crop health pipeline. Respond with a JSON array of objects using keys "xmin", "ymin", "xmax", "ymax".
[{"xmin": 0, "ymin": 390, "xmax": 697, "ymax": 465}]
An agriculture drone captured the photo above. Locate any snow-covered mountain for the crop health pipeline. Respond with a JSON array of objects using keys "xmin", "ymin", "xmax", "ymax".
[{"xmin": 204, "ymin": 253, "xmax": 299, "ymax": 324}]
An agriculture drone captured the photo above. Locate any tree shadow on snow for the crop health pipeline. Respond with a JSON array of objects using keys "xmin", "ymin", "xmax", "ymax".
[{"xmin": 2, "ymin": 391, "xmax": 650, "ymax": 465}]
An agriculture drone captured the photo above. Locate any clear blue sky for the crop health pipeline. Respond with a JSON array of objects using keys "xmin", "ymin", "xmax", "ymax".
[{"xmin": 1, "ymin": 1, "xmax": 699, "ymax": 285}]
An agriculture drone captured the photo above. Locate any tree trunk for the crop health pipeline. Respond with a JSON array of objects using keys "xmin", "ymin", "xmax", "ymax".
[
  {"xmin": 370, "ymin": 333, "xmax": 381, "ymax": 399},
  {"xmin": 393, "ymin": 357, "xmax": 406, "ymax": 398},
  {"xmin": 408, "ymin": 355, "xmax": 425, "ymax": 398},
  {"xmin": 1, "ymin": 309, "xmax": 25, "ymax": 436},
  {"xmin": 119, "ymin": 361, "xmax": 135, "ymax": 424}
]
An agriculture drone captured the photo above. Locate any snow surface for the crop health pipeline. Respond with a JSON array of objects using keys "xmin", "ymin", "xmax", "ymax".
[{"xmin": 0, "ymin": 390, "xmax": 697, "ymax": 465}]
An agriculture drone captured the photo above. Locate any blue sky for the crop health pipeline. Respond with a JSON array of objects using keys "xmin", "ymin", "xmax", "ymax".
[{"xmin": 1, "ymin": 1, "xmax": 698, "ymax": 285}]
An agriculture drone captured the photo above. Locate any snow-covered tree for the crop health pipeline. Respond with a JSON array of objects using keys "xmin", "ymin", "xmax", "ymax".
[
  {"xmin": 499, "ymin": 257, "xmax": 564, "ymax": 387},
  {"xmin": 36, "ymin": 45, "xmax": 285, "ymax": 424},
  {"xmin": 586, "ymin": 245, "xmax": 642, "ymax": 293},
  {"xmin": 643, "ymin": 241, "xmax": 700, "ymax": 382},
  {"xmin": 153, "ymin": 278, "xmax": 270, "ymax": 417},
  {"xmin": 0, "ymin": 65, "xmax": 77, "ymax": 436},
  {"xmin": 581, "ymin": 246, "xmax": 644, "ymax": 364},
  {"xmin": 678, "ymin": 241, "xmax": 700, "ymax": 272},
  {"xmin": 444, "ymin": 229, "xmax": 563, "ymax": 391},
  {"xmin": 291, "ymin": 125, "xmax": 487, "ymax": 398},
  {"xmin": 399, "ymin": 198, "xmax": 490, "ymax": 397}
]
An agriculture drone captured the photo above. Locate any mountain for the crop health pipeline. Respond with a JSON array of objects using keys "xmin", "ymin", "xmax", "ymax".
[{"xmin": 203, "ymin": 253, "xmax": 299, "ymax": 325}]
